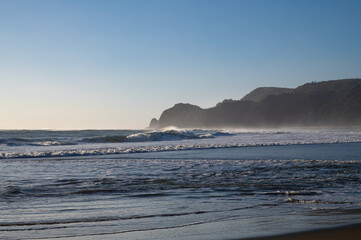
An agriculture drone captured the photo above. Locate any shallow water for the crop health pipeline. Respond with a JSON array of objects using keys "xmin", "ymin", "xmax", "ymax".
[{"xmin": 1, "ymin": 129, "xmax": 361, "ymax": 239}]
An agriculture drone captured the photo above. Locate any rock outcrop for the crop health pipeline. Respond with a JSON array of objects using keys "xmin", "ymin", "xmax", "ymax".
[{"xmin": 149, "ymin": 118, "xmax": 160, "ymax": 129}]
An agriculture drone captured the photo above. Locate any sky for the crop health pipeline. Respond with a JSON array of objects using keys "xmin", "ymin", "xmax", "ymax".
[{"xmin": 1, "ymin": 0, "xmax": 361, "ymax": 129}]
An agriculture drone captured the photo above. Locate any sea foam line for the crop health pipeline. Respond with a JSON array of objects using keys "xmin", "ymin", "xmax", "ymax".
[{"xmin": 1, "ymin": 140, "xmax": 361, "ymax": 159}]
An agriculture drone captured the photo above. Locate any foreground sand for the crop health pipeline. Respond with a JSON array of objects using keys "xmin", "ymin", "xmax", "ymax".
[
  {"xmin": 53, "ymin": 222, "xmax": 361, "ymax": 240},
  {"xmin": 239, "ymin": 223, "xmax": 361, "ymax": 240}
]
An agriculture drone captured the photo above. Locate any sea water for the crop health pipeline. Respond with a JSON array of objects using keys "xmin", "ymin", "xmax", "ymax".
[{"xmin": 1, "ymin": 128, "xmax": 361, "ymax": 239}]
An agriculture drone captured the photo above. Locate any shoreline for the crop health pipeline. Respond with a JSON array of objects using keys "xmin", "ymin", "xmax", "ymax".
[{"xmin": 237, "ymin": 222, "xmax": 361, "ymax": 240}]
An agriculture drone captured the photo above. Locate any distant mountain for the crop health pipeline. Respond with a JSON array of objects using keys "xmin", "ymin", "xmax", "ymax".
[
  {"xmin": 150, "ymin": 79, "xmax": 361, "ymax": 128},
  {"xmin": 241, "ymin": 87, "xmax": 293, "ymax": 102}
]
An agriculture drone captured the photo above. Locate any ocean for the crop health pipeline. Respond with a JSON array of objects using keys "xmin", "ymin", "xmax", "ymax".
[{"xmin": 1, "ymin": 128, "xmax": 361, "ymax": 240}]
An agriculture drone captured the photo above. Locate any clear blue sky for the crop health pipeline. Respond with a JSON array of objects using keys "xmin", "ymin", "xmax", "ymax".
[{"xmin": 1, "ymin": 0, "xmax": 361, "ymax": 129}]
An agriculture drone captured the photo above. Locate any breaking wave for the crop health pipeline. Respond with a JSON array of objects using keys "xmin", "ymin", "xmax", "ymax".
[
  {"xmin": 82, "ymin": 129, "xmax": 234, "ymax": 143},
  {"xmin": 1, "ymin": 128, "xmax": 361, "ymax": 159},
  {"xmin": 125, "ymin": 129, "xmax": 233, "ymax": 142},
  {"xmin": 0, "ymin": 129, "xmax": 234, "ymax": 146}
]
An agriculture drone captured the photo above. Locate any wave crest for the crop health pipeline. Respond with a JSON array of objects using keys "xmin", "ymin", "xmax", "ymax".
[{"xmin": 81, "ymin": 129, "xmax": 234, "ymax": 143}]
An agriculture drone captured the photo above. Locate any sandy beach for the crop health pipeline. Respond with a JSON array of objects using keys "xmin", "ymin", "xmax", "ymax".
[{"xmin": 239, "ymin": 223, "xmax": 361, "ymax": 240}]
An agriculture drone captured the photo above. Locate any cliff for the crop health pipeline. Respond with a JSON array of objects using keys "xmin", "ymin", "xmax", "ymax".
[{"xmin": 150, "ymin": 79, "xmax": 361, "ymax": 128}]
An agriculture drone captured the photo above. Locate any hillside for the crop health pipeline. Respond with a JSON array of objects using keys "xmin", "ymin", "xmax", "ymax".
[
  {"xmin": 150, "ymin": 79, "xmax": 361, "ymax": 128},
  {"xmin": 241, "ymin": 87, "xmax": 293, "ymax": 102}
]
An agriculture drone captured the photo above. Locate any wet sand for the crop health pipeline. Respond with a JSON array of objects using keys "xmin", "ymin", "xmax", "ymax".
[
  {"xmin": 52, "ymin": 223, "xmax": 361, "ymax": 240},
  {"xmin": 239, "ymin": 223, "xmax": 361, "ymax": 240}
]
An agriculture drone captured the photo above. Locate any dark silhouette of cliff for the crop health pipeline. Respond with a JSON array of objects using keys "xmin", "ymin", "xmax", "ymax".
[
  {"xmin": 150, "ymin": 79, "xmax": 361, "ymax": 128},
  {"xmin": 241, "ymin": 87, "xmax": 293, "ymax": 102}
]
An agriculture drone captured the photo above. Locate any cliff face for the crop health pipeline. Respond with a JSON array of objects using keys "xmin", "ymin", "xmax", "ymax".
[
  {"xmin": 149, "ymin": 118, "xmax": 160, "ymax": 129},
  {"xmin": 158, "ymin": 103, "xmax": 206, "ymax": 128},
  {"xmin": 154, "ymin": 79, "xmax": 361, "ymax": 128}
]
